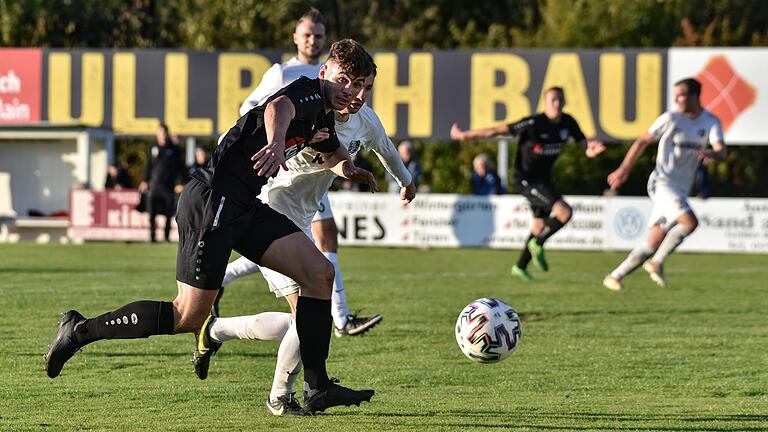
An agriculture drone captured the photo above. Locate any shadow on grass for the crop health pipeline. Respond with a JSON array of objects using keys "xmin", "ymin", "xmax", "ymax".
[
  {"xmin": 325, "ymin": 410, "xmax": 768, "ymax": 431},
  {"xmin": 521, "ymin": 308, "xmax": 721, "ymax": 323},
  {"xmin": 20, "ymin": 351, "xmax": 275, "ymax": 359}
]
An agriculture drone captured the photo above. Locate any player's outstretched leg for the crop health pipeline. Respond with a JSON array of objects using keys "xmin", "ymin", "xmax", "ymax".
[
  {"xmin": 45, "ymin": 310, "xmax": 86, "ymax": 378},
  {"xmin": 334, "ymin": 313, "xmax": 383, "ymax": 337},
  {"xmin": 214, "ymin": 257, "xmax": 263, "ymax": 316},
  {"xmin": 193, "ymin": 315, "xmax": 221, "ymax": 380},
  {"xmin": 45, "ymin": 298, "xmax": 179, "ymax": 378}
]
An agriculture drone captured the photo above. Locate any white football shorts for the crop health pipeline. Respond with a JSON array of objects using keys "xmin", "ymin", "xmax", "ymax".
[
  {"xmin": 647, "ymin": 174, "xmax": 692, "ymax": 230},
  {"xmin": 311, "ymin": 193, "xmax": 334, "ymax": 222}
]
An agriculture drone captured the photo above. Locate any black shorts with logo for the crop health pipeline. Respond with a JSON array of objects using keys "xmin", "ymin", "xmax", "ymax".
[
  {"xmin": 175, "ymin": 178, "xmax": 301, "ymax": 290},
  {"xmin": 516, "ymin": 178, "xmax": 562, "ymax": 218}
]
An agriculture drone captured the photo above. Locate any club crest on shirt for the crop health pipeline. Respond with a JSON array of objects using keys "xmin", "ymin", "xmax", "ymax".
[
  {"xmin": 559, "ymin": 128, "xmax": 569, "ymax": 141},
  {"xmin": 698, "ymin": 128, "xmax": 706, "ymax": 137},
  {"xmin": 347, "ymin": 140, "xmax": 361, "ymax": 156}
]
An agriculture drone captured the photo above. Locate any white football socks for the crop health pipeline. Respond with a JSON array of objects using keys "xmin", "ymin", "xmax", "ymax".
[
  {"xmin": 651, "ymin": 224, "xmax": 692, "ymax": 265},
  {"xmin": 209, "ymin": 312, "xmax": 291, "ymax": 343},
  {"xmin": 611, "ymin": 244, "xmax": 655, "ymax": 280},
  {"xmin": 323, "ymin": 252, "xmax": 350, "ymax": 329},
  {"xmin": 222, "ymin": 256, "xmax": 261, "ymax": 287},
  {"xmin": 270, "ymin": 318, "xmax": 302, "ymax": 402}
]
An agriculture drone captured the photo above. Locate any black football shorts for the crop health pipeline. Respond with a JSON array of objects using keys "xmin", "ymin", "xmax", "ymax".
[
  {"xmin": 175, "ymin": 178, "xmax": 301, "ymax": 290},
  {"xmin": 516, "ymin": 179, "xmax": 562, "ymax": 218}
]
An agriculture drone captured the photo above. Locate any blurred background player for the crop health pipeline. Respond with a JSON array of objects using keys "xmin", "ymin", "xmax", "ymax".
[
  {"xmin": 45, "ymin": 42, "xmax": 380, "ymax": 415},
  {"xmin": 451, "ymin": 87, "xmax": 605, "ymax": 281},
  {"xmin": 603, "ymin": 78, "xmax": 726, "ymax": 291},
  {"xmin": 223, "ymin": 8, "xmax": 413, "ymax": 336},
  {"xmin": 138, "ymin": 123, "xmax": 185, "ymax": 243}
]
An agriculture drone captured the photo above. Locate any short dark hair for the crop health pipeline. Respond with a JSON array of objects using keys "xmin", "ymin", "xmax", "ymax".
[
  {"xmin": 327, "ymin": 39, "xmax": 376, "ymax": 78},
  {"xmin": 297, "ymin": 8, "xmax": 325, "ymax": 27},
  {"xmin": 545, "ymin": 86, "xmax": 565, "ymax": 97},
  {"xmin": 674, "ymin": 77, "xmax": 702, "ymax": 97}
]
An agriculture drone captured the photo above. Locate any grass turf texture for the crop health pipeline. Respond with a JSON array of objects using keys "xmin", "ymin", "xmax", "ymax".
[{"xmin": 1, "ymin": 243, "xmax": 766, "ymax": 431}]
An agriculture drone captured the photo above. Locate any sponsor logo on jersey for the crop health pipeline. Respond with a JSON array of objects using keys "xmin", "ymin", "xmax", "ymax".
[
  {"xmin": 674, "ymin": 141, "xmax": 703, "ymax": 150},
  {"xmin": 285, "ymin": 136, "xmax": 306, "ymax": 159},
  {"xmin": 533, "ymin": 142, "xmax": 564, "ymax": 156}
]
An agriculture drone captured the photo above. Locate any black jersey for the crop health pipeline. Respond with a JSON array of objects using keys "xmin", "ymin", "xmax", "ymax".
[
  {"xmin": 193, "ymin": 77, "xmax": 340, "ymax": 207},
  {"xmin": 508, "ymin": 113, "xmax": 585, "ymax": 183}
]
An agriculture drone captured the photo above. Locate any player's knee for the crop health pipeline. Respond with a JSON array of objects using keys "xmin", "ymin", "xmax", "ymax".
[
  {"xmin": 295, "ymin": 257, "xmax": 334, "ymax": 298},
  {"xmin": 174, "ymin": 309, "xmax": 207, "ymax": 333},
  {"xmin": 313, "ymin": 220, "xmax": 338, "ymax": 252},
  {"xmin": 311, "ymin": 258, "xmax": 335, "ymax": 297}
]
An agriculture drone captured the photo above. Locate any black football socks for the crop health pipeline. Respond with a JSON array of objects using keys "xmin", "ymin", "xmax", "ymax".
[
  {"xmin": 74, "ymin": 301, "xmax": 175, "ymax": 345},
  {"xmin": 516, "ymin": 233, "xmax": 535, "ymax": 268},
  {"xmin": 296, "ymin": 296, "xmax": 332, "ymax": 389},
  {"xmin": 536, "ymin": 217, "xmax": 565, "ymax": 245}
]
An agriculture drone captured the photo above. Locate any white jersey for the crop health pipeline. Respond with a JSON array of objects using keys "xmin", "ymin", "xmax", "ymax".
[
  {"xmin": 239, "ymin": 57, "xmax": 324, "ymax": 116},
  {"xmin": 259, "ymin": 104, "xmax": 412, "ymax": 231},
  {"xmin": 648, "ymin": 109, "xmax": 723, "ymax": 192}
]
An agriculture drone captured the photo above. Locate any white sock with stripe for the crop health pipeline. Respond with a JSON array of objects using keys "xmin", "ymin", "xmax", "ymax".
[{"xmin": 323, "ymin": 252, "xmax": 350, "ymax": 329}]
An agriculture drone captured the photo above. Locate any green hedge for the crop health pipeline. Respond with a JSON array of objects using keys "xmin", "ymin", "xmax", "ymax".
[{"xmin": 117, "ymin": 138, "xmax": 767, "ymax": 198}]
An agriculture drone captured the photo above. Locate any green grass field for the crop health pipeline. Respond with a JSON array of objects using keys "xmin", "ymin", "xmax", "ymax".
[{"xmin": 1, "ymin": 243, "xmax": 766, "ymax": 431}]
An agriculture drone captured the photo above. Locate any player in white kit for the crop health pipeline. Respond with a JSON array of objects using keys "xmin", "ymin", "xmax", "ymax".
[
  {"xmin": 217, "ymin": 9, "xmax": 414, "ymax": 336},
  {"xmin": 195, "ymin": 45, "xmax": 415, "ymax": 414},
  {"xmin": 603, "ymin": 78, "xmax": 726, "ymax": 291}
]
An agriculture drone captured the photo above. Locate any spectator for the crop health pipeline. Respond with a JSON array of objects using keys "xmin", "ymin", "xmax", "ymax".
[
  {"xmin": 471, "ymin": 153, "xmax": 505, "ymax": 195},
  {"xmin": 139, "ymin": 123, "xmax": 185, "ymax": 243},
  {"xmin": 188, "ymin": 145, "xmax": 209, "ymax": 179},
  {"xmin": 105, "ymin": 162, "xmax": 133, "ymax": 190},
  {"xmin": 388, "ymin": 140, "xmax": 421, "ymax": 193}
]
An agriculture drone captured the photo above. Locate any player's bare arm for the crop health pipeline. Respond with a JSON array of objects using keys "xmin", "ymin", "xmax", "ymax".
[
  {"xmin": 450, "ymin": 122, "xmax": 510, "ymax": 141},
  {"xmin": 700, "ymin": 141, "xmax": 727, "ymax": 162},
  {"xmin": 582, "ymin": 139, "xmax": 606, "ymax": 158},
  {"xmin": 607, "ymin": 132, "xmax": 655, "ymax": 190},
  {"xmin": 253, "ymin": 95, "xmax": 296, "ymax": 176},
  {"xmin": 321, "ymin": 146, "xmax": 379, "ymax": 192}
]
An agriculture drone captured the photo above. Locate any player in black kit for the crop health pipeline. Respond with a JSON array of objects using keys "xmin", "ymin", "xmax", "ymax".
[
  {"xmin": 45, "ymin": 39, "xmax": 378, "ymax": 414},
  {"xmin": 451, "ymin": 87, "xmax": 605, "ymax": 281}
]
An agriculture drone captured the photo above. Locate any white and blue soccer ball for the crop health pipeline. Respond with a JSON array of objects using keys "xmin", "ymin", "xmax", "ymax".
[{"xmin": 455, "ymin": 298, "xmax": 522, "ymax": 363}]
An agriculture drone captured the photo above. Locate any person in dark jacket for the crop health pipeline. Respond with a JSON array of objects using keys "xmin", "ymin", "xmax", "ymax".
[{"xmin": 139, "ymin": 123, "xmax": 185, "ymax": 242}]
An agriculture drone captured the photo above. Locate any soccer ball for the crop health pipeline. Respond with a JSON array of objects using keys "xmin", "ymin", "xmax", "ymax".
[{"xmin": 455, "ymin": 298, "xmax": 522, "ymax": 363}]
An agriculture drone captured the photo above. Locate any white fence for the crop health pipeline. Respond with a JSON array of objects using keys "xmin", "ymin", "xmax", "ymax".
[{"xmin": 329, "ymin": 192, "xmax": 768, "ymax": 253}]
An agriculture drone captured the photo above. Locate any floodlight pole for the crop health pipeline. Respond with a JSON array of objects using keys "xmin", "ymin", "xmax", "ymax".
[
  {"xmin": 185, "ymin": 136, "xmax": 197, "ymax": 167},
  {"xmin": 497, "ymin": 138, "xmax": 509, "ymax": 186}
]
